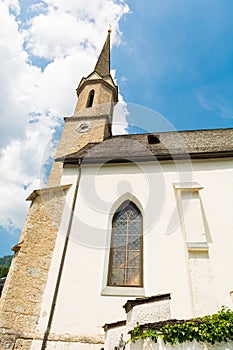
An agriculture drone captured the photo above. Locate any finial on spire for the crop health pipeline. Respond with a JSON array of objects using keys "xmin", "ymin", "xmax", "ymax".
[{"xmin": 94, "ymin": 30, "xmax": 111, "ymax": 77}]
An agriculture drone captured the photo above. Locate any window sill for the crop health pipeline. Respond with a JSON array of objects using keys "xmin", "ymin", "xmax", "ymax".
[
  {"xmin": 187, "ymin": 242, "xmax": 208, "ymax": 251},
  {"xmin": 101, "ymin": 286, "xmax": 145, "ymax": 297}
]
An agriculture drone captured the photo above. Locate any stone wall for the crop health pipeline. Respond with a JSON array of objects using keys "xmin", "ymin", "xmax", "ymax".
[
  {"xmin": 0, "ymin": 185, "xmax": 69, "ymax": 349},
  {"xmin": 47, "ymin": 75, "xmax": 116, "ymax": 188},
  {"xmin": 74, "ymin": 81, "xmax": 114, "ymax": 113},
  {"xmin": 47, "ymin": 116, "xmax": 108, "ymax": 187}
]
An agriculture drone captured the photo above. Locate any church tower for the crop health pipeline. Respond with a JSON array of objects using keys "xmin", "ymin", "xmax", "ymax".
[
  {"xmin": 47, "ymin": 29, "xmax": 118, "ymax": 187},
  {"xmin": 0, "ymin": 31, "xmax": 119, "ymax": 350}
]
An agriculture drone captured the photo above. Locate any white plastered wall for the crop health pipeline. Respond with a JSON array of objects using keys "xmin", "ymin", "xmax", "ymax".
[
  {"xmin": 34, "ymin": 157, "xmax": 233, "ymax": 344},
  {"xmin": 130, "ymin": 338, "xmax": 233, "ymax": 350}
]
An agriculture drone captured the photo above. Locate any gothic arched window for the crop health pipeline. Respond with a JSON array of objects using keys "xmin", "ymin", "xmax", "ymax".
[
  {"xmin": 86, "ymin": 89, "xmax": 95, "ymax": 108},
  {"xmin": 108, "ymin": 201, "xmax": 143, "ymax": 287}
]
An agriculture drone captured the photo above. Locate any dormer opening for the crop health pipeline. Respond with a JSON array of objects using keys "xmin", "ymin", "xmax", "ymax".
[
  {"xmin": 87, "ymin": 89, "xmax": 95, "ymax": 108},
  {"xmin": 148, "ymin": 134, "xmax": 160, "ymax": 144}
]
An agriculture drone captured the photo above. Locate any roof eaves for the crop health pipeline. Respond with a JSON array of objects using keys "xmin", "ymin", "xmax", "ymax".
[{"xmin": 58, "ymin": 150, "xmax": 233, "ymax": 166}]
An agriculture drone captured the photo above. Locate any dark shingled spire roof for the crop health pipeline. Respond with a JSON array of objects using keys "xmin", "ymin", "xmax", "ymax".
[{"xmin": 94, "ymin": 30, "xmax": 111, "ymax": 77}]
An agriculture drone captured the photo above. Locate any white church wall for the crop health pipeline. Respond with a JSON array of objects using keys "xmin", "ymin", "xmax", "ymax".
[
  {"xmin": 126, "ymin": 298, "xmax": 171, "ymax": 330},
  {"xmin": 104, "ymin": 324, "xmax": 129, "ymax": 350},
  {"xmin": 104, "ymin": 297, "xmax": 171, "ymax": 350},
  {"xmin": 190, "ymin": 158, "xmax": 233, "ymax": 311},
  {"xmin": 192, "ymin": 159, "xmax": 233, "ymax": 310},
  {"xmin": 35, "ymin": 157, "xmax": 233, "ymax": 343},
  {"xmin": 130, "ymin": 338, "xmax": 233, "ymax": 350},
  {"xmin": 31, "ymin": 339, "xmax": 102, "ymax": 350}
]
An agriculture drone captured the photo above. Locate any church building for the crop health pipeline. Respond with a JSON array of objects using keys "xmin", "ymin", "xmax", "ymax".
[{"xmin": 0, "ymin": 31, "xmax": 233, "ymax": 350}]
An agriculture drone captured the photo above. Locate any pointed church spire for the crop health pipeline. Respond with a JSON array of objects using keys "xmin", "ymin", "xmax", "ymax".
[
  {"xmin": 94, "ymin": 29, "xmax": 111, "ymax": 77},
  {"xmin": 74, "ymin": 28, "xmax": 118, "ymax": 114}
]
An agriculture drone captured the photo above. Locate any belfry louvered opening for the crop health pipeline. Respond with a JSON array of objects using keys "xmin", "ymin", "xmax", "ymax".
[{"xmin": 86, "ymin": 89, "xmax": 95, "ymax": 108}]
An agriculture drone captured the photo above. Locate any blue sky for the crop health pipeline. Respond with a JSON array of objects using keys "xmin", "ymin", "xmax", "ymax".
[
  {"xmin": 114, "ymin": 0, "xmax": 233, "ymax": 132},
  {"xmin": 0, "ymin": 0, "xmax": 232, "ymax": 257}
]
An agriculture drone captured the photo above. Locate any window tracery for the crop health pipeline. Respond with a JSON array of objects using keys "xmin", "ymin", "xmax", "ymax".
[{"xmin": 108, "ymin": 201, "xmax": 143, "ymax": 287}]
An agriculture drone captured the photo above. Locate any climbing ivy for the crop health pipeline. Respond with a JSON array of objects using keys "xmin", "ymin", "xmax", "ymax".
[{"xmin": 131, "ymin": 307, "xmax": 233, "ymax": 345}]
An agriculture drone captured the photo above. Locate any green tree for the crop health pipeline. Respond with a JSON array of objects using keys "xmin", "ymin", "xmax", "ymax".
[
  {"xmin": 0, "ymin": 255, "xmax": 13, "ymax": 267},
  {"xmin": 0, "ymin": 266, "xmax": 9, "ymax": 278},
  {"xmin": 0, "ymin": 255, "xmax": 13, "ymax": 278}
]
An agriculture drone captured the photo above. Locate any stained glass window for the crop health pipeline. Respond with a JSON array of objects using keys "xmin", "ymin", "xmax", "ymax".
[{"xmin": 108, "ymin": 201, "xmax": 143, "ymax": 287}]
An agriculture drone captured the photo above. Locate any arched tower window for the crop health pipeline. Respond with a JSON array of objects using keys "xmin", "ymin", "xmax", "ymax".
[
  {"xmin": 86, "ymin": 89, "xmax": 95, "ymax": 108},
  {"xmin": 108, "ymin": 200, "xmax": 143, "ymax": 287}
]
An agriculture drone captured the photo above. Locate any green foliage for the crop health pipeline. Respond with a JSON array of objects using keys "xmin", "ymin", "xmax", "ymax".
[
  {"xmin": 131, "ymin": 307, "xmax": 233, "ymax": 346},
  {"xmin": 131, "ymin": 323, "xmax": 158, "ymax": 343},
  {"xmin": 0, "ymin": 255, "xmax": 13, "ymax": 267},
  {"xmin": 0, "ymin": 255, "xmax": 13, "ymax": 278},
  {"xmin": 0, "ymin": 266, "xmax": 9, "ymax": 278}
]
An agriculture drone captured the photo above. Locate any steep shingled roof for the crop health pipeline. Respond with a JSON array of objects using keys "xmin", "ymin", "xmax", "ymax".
[
  {"xmin": 56, "ymin": 128, "xmax": 233, "ymax": 164},
  {"xmin": 94, "ymin": 30, "xmax": 111, "ymax": 77}
]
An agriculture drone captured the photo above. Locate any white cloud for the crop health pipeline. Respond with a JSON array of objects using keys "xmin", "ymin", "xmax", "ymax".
[
  {"xmin": 197, "ymin": 92, "xmax": 233, "ymax": 119},
  {"xmin": 218, "ymin": 105, "xmax": 233, "ymax": 119},
  {"xmin": 3, "ymin": 0, "xmax": 20, "ymax": 15},
  {"xmin": 0, "ymin": 116, "xmax": 59, "ymax": 228},
  {"xmin": 28, "ymin": 2, "xmax": 47, "ymax": 14},
  {"xmin": 112, "ymin": 98, "xmax": 129, "ymax": 135},
  {"xmin": 197, "ymin": 93, "xmax": 212, "ymax": 111},
  {"xmin": 0, "ymin": 0, "xmax": 129, "ymax": 232},
  {"xmin": 25, "ymin": 0, "xmax": 128, "ymax": 59}
]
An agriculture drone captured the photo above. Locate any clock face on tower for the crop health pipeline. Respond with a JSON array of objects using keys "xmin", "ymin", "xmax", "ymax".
[{"xmin": 76, "ymin": 121, "xmax": 92, "ymax": 133}]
